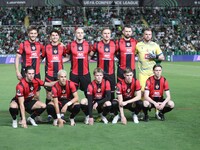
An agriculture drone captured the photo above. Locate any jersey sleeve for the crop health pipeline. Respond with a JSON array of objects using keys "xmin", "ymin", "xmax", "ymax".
[
  {"xmin": 116, "ymin": 82, "xmax": 122, "ymax": 95},
  {"xmin": 135, "ymin": 80, "xmax": 141, "ymax": 91},
  {"xmin": 16, "ymin": 84, "xmax": 24, "ymax": 97},
  {"xmin": 164, "ymin": 79, "xmax": 169, "ymax": 91},
  {"xmin": 66, "ymin": 43, "xmax": 71, "ymax": 54},
  {"xmin": 105, "ymin": 80, "xmax": 111, "ymax": 91},
  {"xmin": 35, "ymin": 78, "xmax": 45, "ymax": 86},
  {"xmin": 52, "ymin": 86, "xmax": 58, "ymax": 98},
  {"xmin": 144, "ymin": 79, "xmax": 151, "ymax": 91},
  {"xmin": 62, "ymin": 45, "xmax": 67, "ymax": 57},
  {"xmin": 91, "ymin": 43, "xmax": 97, "ymax": 52},
  {"xmin": 16, "ymin": 42, "xmax": 24, "ymax": 55},
  {"xmin": 155, "ymin": 43, "xmax": 163, "ymax": 56},
  {"xmin": 70, "ymin": 81, "xmax": 77, "ymax": 93},
  {"xmin": 87, "ymin": 84, "xmax": 93, "ymax": 96},
  {"xmin": 41, "ymin": 46, "xmax": 46, "ymax": 58}
]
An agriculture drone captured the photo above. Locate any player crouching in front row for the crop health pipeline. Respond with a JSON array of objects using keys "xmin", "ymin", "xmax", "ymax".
[
  {"xmin": 143, "ymin": 64, "xmax": 175, "ymax": 121},
  {"xmin": 116, "ymin": 68, "xmax": 143, "ymax": 125},
  {"xmin": 9, "ymin": 66, "xmax": 56, "ymax": 128},
  {"xmin": 80, "ymin": 67, "xmax": 111, "ymax": 125},
  {"xmin": 46, "ymin": 70, "xmax": 80, "ymax": 127}
]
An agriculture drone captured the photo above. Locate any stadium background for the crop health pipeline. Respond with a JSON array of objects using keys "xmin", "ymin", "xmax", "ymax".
[{"xmin": 0, "ymin": 0, "xmax": 200, "ymax": 150}]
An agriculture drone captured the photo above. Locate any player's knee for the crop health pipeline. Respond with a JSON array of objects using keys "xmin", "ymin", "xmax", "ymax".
[
  {"xmin": 80, "ymin": 98, "xmax": 88, "ymax": 105},
  {"xmin": 10, "ymin": 102, "xmax": 18, "ymax": 109},
  {"xmin": 104, "ymin": 101, "xmax": 111, "ymax": 107},
  {"xmin": 143, "ymin": 100, "xmax": 150, "ymax": 107},
  {"xmin": 40, "ymin": 103, "xmax": 46, "ymax": 109},
  {"xmin": 168, "ymin": 100, "xmax": 175, "ymax": 108}
]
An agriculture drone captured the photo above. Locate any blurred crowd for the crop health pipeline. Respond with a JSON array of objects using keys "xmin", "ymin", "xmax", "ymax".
[{"xmin": 0, "ymin": 6, "xmax": 200, "ymax": 54}]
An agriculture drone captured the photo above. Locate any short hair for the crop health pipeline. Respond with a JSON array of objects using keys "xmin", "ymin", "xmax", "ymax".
[
  {"xmin": 122, "ymin": 25, "xmax": 132, "ymax": 31},
  {"xmin": 57, "ymin": 69, "xmax": 67, "ymax": 77},
  {"xmin": 101, "ymin": 27, "xmax": 111, "ymax": 34},
  {"xmin": 50, "ymin": 29, "xmax": 60, "ymax": 36},
  {"xmin": 93, "ymin": 67, "xmax": 104, "ymax": 75},
  {"xmin": 75, "ymin": 27, "xmax": 84, "ymax": 33},
  {"xmin": 142, "ymin": 27, "xmax": 152, "ymax": 33},
  {"xmin": 153, "ymin": 64, "xmax": 162, "ymax": 70},
  {"xmin": 124, "ymin": 67, "xmax": 133, "ymax": 74},
  {"xmin": 25, "ymin": 66, "xmax": 35, "ymax": 73},
  {"xmin": 27, "ymin": 26, "xmax": 38, "ymax": 33}
]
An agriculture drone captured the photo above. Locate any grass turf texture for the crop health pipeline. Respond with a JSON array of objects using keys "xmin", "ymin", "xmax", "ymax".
[{"xmin": 0, "ymin": 62, "xmax": 200, "ymax": 150}]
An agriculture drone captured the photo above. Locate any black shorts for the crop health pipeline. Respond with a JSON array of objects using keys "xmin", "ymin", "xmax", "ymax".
[
  {"xmin": 103, "ymin": 73, "xmax": 116, "ymax": 92},
  {"xmin": 58, "ymin": 99, "xmax": 74, "ymax": 112},
  {"xmin": 44, "ymin": 74, "xmax": 57, "ymax": 92},
  {"xmin": 117, "ymin": 67, "xmax": 136, "ymax": 82},
  {"xmin": 24, "ymin": 100, "xmax": 37, "ymax": 114},
  {"xmin": 70, "ymin": 72, "xmax": 91, "ymax": 91},
  {"xmin": 11, "ymin": 98, "xmax": 37, "ymax": 114},
  {"xmin": 93, "ymin": 100, "xmax": 104, "ymax": 114}
]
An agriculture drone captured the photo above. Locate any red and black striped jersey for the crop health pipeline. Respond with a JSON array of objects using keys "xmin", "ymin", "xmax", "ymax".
[
  {"xmin": 87, "ymin": 79, "xmax": 111, "ymax": 101},
  {"xmin": 52, "ymin": 80, "xmax": 77, "ymax": 100},
  {"xmin": 42, "ymin": 44, "xmax": 66, "ymax": 78},
  {"xmin": 66, "ymin": 40, "xmax": 91, "ymax": 75},
  {"xmin": 145, "ymin": 76, "xmax": 169, "ymax": 101},
  {"xmin": 17, "ymin": 40, "xmax": 43, "ymax": 74},
  {"xmin": 15, "ymin": 78, "xmax": 44, "ymax": 101},
  {"xmin": 92, "ymin": 40, "xmax": 118, "ymax": 75},
  {"xmin": 116, "ymin": 78, "xmax": 141, "ymax": 101},
  {"xmin": 116, "ymin": 38, "xmax": 137, "ymax": 70}
]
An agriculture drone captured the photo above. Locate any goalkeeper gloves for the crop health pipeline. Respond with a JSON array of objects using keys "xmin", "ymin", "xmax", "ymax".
[{"xmin": 148, "ymin": 51, "xmax": 157, "ymax": 59}]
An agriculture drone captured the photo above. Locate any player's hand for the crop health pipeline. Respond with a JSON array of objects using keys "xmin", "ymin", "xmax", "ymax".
[
  {"xmin": 21, "ymin": 119, "xmax": 27, "ymax": 128},
  {"xmin": 154, "ymin": 102, "xmax": 160, "ymax": 109},
  {"xmin": 121, "ymin": 116, "xmax": 127, "ymax": 125},
  {"xmin": 16, "ymin": 71, "xmax": 22, "ymax": 80},
  {"xmin": 58, "ymin": 118, "xmax": 66, "ymax": 127},
  {"xmin": 88, "ymin": 117, "xmax": 94, "ymax": 125},
  {"xmin": 122, "ymin": 101, "xmax": 127, "ymax": 106},
  {"xmin": 158, "ymin": 102, "xmax": 165, "ymax": 110},
  {"xmin": 93, "ymin": 102, "xmax": 98, "ymax": 110},
  {"xmin": 148, "ymin": 51, "xmax": 156, "ymax": 59},
  {"xmin": 61, "ymin": 105, "xmax": 68, "ymax": 113}
]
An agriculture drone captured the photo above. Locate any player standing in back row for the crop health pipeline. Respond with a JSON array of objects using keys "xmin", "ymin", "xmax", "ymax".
[{"xmin": 66, "ymin": 27, "xmax": 91, "ymax": 97}]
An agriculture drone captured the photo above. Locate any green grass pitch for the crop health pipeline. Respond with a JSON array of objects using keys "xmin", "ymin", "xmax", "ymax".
[{"xmin": 0, "ymin": 62, "xmax": 200, "ymax": 150}]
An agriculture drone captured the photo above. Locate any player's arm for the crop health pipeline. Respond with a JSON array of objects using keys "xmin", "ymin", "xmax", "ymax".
[
  {"xmin": 18, "ymin": 96, "xmax": 27, "ymax": 128},
  {"xmin": 53, "ymin": 97, "xmax": 65, "ymax": 127},
  {"xmin": 144, "ymin": 90, "xmax": 159, "ymax": 109},
  {"xmin": 67, "ymin": 91, "xmax": 79, "ymax": 107},
  {"xmin": 44, "ymin": 81, "xmax": 57, "ymax": 87},
  {"xmin": 15, "ymin": 53, "xmax": 22, "ymax": 80},
  {"xmin": 159, "ymin": 90, "xmax": 171, "ymax": 110},
  {"xmin": 125, "ymin": 90, "xmax": 141, "ymax": 104},
  {"xmin": 118, "ymin": 94, "xmax": 127, "ymax": 125}
]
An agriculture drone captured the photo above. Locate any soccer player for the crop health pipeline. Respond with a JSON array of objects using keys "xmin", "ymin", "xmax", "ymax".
[
  {"xmin": 15, "ymin": 26, "xmax": 43, "ymax": 99},
  {"xmin": 46, "ymin": 70, "xmax": 80, "ymax": 127},
  {"xmin": 41, "ymin": 29, "xmax": 67, "ymax": 106},
  {"xmin": 80, "ymin": 67, "xmax": 112, "ymax": 125},
  {"xmin": 116, "ymin": 68, "xmax": 142, "ymax": 125},
  {"xmin": 116, "ymin": 25, "xmax": 137, "ymax": 82},
  {"xmin": 90, "ymin": 27, "xmax": 118, "ymax": 116},
  {"xmin": 143, "ymin": 64, "xmax": 175, "ymax": 121},
  {"xmin": 66, "ymin": 27, "xmax": 91, "ymax": 97},
  {"xmin": 136, "ymin": 28, "xmax": 165, "ymax": 94},
  {"xmin": 9, "ymin": 66, "xmax": 56, "ymax": 128}
]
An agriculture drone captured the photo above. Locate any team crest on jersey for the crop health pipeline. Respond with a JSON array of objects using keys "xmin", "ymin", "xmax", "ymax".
[
  {"xmin": 30, "ymin": 86, "xmax": 34, "ymax": 91},
  {"xmin": 97, "ymin": 88, "xmax": 101, "ymax": 93},
  {"xmin": 53, "ymin": 49, "xmax": 58, "ymax": 54},
  {"xmin": 105, "ymin": 48, "xmax": 109, "ymax": 52},
  {"xmin": 78, "ymin": 46, "xmax": 83, "ymax": 51},
  {"xmin": 62, "ymin": 90, "xmax": 66, "ymax": 94},
  {"xmin": 31, "ymin": 46, "xmax": 36, "ymax": 51},
  {"xmin": 126, "ymin": 88, "xmax": 131, "ymax": 93},
  {"xmin": 155, "ymin": 84, "xmax": 159, "ymax": 89},
  {"xmin": 126, "ymin": 42, "xmax": 131, "ymax": 47}
]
